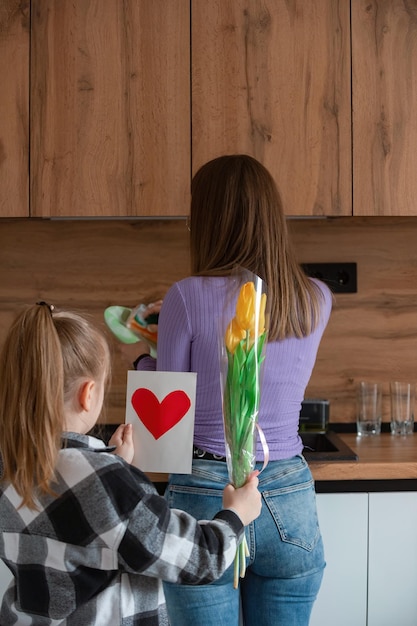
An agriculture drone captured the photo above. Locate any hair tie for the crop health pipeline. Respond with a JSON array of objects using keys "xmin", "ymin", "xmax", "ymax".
[{"xmin": 36, "ymin": 301, "xmax": 55, "ymax": 315}]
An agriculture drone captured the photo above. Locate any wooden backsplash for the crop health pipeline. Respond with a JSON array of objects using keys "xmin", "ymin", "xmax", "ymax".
[{"xmin": 1, "ymin": 217, "xmax": 416, "ymax": 426}]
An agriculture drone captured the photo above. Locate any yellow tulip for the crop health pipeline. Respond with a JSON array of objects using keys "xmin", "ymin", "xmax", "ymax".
[
  {"xmin": 222, "ymin": 278, "xmax": 268, "ymax": 587},
  {"xmin": 235, "ymin": 282, "xmax": 266, "ymax": 338},
  {"xmin": 225, "ymin": 317, "xmax": 246, "ymax": 353},
  {"xmin": 258, "ymin": 292, "xmax": 267, "ymax": 335},
  {"xmin": 224, "ymin": 283, "xmax": 267, "ymax": 354},
  {"xmin": 235, "ymin": 282, "xmax": 256, "ymax": 331}
]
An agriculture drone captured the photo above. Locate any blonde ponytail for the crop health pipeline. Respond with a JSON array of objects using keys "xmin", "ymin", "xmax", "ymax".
[{"xmin": 0, "ymin": 304, "xmax": 110, "ymax": 509}]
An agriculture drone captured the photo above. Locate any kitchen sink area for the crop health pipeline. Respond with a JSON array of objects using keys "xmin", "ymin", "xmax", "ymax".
[{"xmin": 300, "ymin": 431, "xmax": 358, "ymax": 462}]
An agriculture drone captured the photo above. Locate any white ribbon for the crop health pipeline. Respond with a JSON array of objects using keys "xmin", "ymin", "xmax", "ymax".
[{"xmin": 256, "ymin": 422, "xmax": 270, "ymax": 474}]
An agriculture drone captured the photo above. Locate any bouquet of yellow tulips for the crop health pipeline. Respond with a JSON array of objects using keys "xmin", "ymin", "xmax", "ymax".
[{"xmin": 220, "ymin": 272, "xmax": 268, "ymax": 588}]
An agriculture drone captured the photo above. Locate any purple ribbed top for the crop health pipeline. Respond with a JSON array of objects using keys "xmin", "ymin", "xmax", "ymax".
[{"xmin": 137, "ymin": 276, "xmax": 332, "ymax": 461}]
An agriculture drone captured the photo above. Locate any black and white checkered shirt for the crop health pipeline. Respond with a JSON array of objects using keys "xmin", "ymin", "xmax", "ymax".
[{"xmin": 0, "ymin": 432, "xmax": 243, "ymax": 625}]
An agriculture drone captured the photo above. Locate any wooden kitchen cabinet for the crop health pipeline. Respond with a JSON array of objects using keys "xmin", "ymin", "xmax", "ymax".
[
  {"xmin": 30, "ymin": 0, "xmax": 190, "ymax": 217},
  {"xmin": 352, "ymin": 1, "xmax": 417, "ymax": 216},
  {"xmin": 193, "ymin": 0, "xmax": 417, "ymax": 217},
  {"xmin": 3, "ymin": 1, "xmax": 417, "ymax": 219},
  {"xmin": 0, "ymin": 0, "xmax": 29, "ymax": 217},
  {"xmin": 191, "ymin": 0, "xmax": 352, "ymax": 217}
]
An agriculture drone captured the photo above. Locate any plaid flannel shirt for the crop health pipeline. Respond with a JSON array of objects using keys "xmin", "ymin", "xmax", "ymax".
[{"xmin": 0, "ymin": 432, "xmax": 243, "ymax": 625}]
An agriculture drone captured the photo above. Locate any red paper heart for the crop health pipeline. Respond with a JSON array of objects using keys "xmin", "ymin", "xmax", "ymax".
[{"xmin": 131, "ymin": 388, "xmax": 191, "ymax": 440}]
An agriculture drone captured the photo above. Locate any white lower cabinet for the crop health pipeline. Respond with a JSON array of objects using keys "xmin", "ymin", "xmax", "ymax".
[
  {"xmin": 368, "ymin": 492, "xmax": 417, "ymax": 626},
  {"xmin": 310, "ymin": 491, "xmax": 417, "ymax": 626},
  {"xmin": 310, "ymin": 493, "xmax": 368, "ymax": 626}
]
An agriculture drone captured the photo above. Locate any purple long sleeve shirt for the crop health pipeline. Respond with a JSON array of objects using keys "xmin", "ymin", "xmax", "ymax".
[{"xmin": 137, "ymin": 276, "xmax": 332, "ymax": 461}]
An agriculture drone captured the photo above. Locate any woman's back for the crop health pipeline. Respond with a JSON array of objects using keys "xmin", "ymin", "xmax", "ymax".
[{"xmin": 153, "ymin": 275, "xmax": 332, "ymax": 460}]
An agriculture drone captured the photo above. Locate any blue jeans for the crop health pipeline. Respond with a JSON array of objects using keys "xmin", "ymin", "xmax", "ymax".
[{"xmin": 163, "ymin": 456, "xmax": 325, "ymax": 626}]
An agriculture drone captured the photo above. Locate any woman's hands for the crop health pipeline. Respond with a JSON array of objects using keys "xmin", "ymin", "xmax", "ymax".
[
  {"xmin": 222, "ymin": 471, "xmax": 262, "ymax": 526},
  {"xmin": 109, "ymin": 423, "xmax": 134, "ymax": 463},
  {"xmin": 142, "ymin": 300, "xmax": 163, "ymax": 333},
  {"xmin": 117, "ymin": 300, "xmax": 163, "ymax": 368}
]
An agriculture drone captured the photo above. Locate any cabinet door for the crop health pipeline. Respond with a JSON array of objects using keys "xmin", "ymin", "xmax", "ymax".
[
  {"xmin": 192, "ymin": 0, "xmax": 351, "ymax": 217},
  {"xmin": 31, "ymin": 0, "xmax": 190, "ymax": 217},
  {"xmin": 352, "ymin": 1, "xmax": 417, "ymax": 216},
  {"xmin": 310, "ymin": 493, "xmax": 368, "ymax": 626},
  {"xmin": 0, "ymin": 0, "xmax": 29, "ymax": 217},
  {"xmin": 368, "ymin": 492, "xmax": 417, "ymax": 626}
]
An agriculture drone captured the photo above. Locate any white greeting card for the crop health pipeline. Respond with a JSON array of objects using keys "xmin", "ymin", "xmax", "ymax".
[{"xmin": 125, "ymin": 370, "xmax": 197, "ymax": 473}]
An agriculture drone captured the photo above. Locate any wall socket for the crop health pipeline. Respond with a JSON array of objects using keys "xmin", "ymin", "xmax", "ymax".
[{"xmin": 301, "ymin": 262, "xmax": 357, "ymax": 293}]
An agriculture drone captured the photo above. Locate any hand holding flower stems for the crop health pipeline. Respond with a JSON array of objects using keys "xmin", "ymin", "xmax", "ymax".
[
  {"xmin": 220, "ymin": 275, "xmax": 269, "ymax": 588},
  {"xmin": 222, "ymin": 471, "xmax": 262, "ymax": 527}
]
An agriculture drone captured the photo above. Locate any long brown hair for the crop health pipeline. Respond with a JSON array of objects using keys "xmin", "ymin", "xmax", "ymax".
[
  {"xmin": 190, "ymin": 154, "xmax": 326, "ymax": 341},
  {"xmin": 0, "ymin": 304, "xmax": 110, "ymax": 509}
]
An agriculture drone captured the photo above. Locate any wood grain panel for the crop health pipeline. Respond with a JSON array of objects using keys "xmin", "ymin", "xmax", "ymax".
[
  {"xmin": 0, "ymin": 219, "xmax": 190, "ymax": 423},
  {"xmin": 0, "ymin": 0, "xmax": 29, "ymax": 217},
  {"xmin": 290, "ymin": 216, "xmax": 417, "ymax": 425},
  {"xmin": 352, "ymin": 0, "xmax": 417, "ymax": 215},
  {"xmin": 192, "ymin": 0, "xmax": 351, "ymax": 216},
  {"xmin": 1, "ymin": 217, "xmax": 417, "ymax": 427},
  {"xmin": 30, "ymin": 0, "xmax": 190, "ymax": 217}
]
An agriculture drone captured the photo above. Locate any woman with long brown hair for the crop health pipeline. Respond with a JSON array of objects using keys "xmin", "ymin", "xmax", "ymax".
[{"xmin": 135, "ymin": 154, "xmax": 333, "ymax": 625}]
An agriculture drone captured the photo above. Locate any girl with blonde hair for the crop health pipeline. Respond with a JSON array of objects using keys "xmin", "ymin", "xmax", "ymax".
[{"xmin": 0, "ymin": 302, "xmax": 261, "ymax": 625}]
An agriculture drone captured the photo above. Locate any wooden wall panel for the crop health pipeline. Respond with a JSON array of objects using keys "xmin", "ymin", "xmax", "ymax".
[
  {"xmin": 1, "ymin": 217, "xmax": 417, "ymax": 427},
  {"xmin": 0, "ymin": 0, "xmax": 29, "ymax": 217},
  {"xmin": 0, "ymin": 219, "xmax": 190, "ymax": 423},
  {"xmin": 290, "ymin": 216, "xmax": 417, "ymax": 424}
]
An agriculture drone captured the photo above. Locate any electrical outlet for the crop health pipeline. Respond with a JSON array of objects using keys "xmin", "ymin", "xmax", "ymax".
[{"xmin": 301, "ymin": 262, "xmax": 357, "ymax": 293}]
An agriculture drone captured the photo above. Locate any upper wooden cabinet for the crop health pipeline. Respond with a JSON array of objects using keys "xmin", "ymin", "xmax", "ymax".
[
  {"xmin": 1, "ymin": 1, "xmax": 417, "ymax": 218},
  {"xmin": 0, "ymin": 1, "xmax": 29, "ymax": 217},
  {"xmin": 352, "ymin": 0, "xmax": 417, "ymax": 216},
  {"xmin": 30, "ymin": 0, "xmax": 190, "ymax": 217},
  {"xmin": 191, "ymin": 1, "xmax": 352, "ymax": 217}
]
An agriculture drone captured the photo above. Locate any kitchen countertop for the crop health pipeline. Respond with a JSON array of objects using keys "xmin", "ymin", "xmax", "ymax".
[
  {"xmin": 146, "ymin": 432, "xmax": 417, "ymax": 487},
  {"xmin": 309, "ymin": 432, "xmax": 417, "ymax": 481}
]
